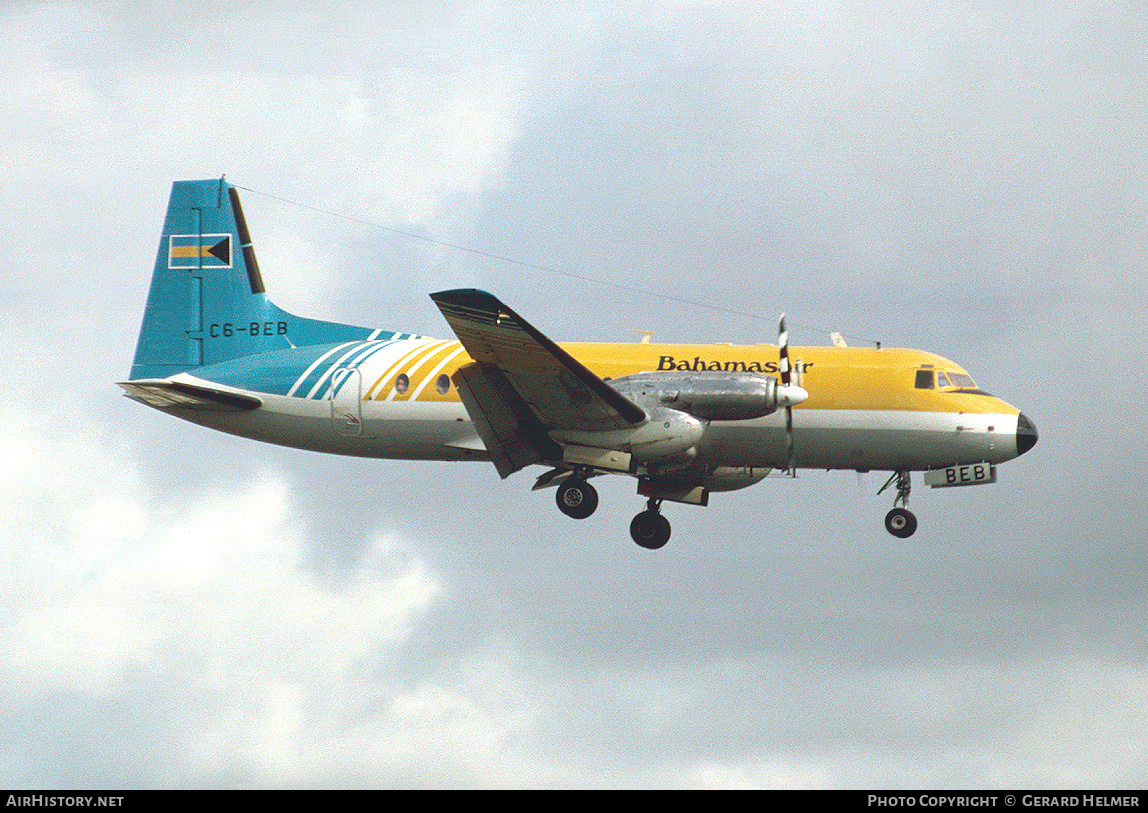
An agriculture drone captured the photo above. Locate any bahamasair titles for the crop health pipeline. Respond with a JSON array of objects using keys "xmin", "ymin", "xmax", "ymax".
[{"xmin": 120, "ymin": 179, "xmax": 1037, "ymax": 549}]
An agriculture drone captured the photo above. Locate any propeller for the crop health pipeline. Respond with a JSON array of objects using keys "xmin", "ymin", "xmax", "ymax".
[{"xmin": 777, "ymin": 314, "xmax": 808, "ymax": 475}]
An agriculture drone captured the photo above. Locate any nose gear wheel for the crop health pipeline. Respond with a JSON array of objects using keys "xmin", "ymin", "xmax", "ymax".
[
  {"xmin": 878, "ymin": 470, "xmax": 918, "ymax": 538},
  {"xmin": 884, "ymin": 507, "xmax": 918, "ymax": 538}
]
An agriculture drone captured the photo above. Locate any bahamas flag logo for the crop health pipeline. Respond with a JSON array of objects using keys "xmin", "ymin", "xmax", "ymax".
[{"xmin": 168, "ymin": 234, "xmax": 232, "ymax": 269}]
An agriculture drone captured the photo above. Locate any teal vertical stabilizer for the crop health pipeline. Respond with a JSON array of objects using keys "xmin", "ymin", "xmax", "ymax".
[{"xmin": 129, "ymin": 178, "xmax": 385, "ymax": 380}]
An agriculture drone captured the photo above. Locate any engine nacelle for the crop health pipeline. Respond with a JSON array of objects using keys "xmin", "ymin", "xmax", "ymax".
[
  {"xmin": 611, "ymin": 371, "xmax": 798, "ymax": 422},
  {"xmin": 697, "ymin": 466, "xmax": 771, "ymax": 492},
  {"xmin": 551, "ymin": 372, "xmax": 806, "ymax": 470},
  {"xmin": 639, "ymin": 466, "xmax": 771, "ymax": 508},
  {"xmin": 554, "ymin": 406, "xmax": 704, "ymax": 465}
]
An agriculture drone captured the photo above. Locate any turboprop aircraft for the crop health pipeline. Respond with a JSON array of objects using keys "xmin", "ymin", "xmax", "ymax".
[{"xmin": 120, "ymin": 179, "xmax": 1037, "ymax": 549}]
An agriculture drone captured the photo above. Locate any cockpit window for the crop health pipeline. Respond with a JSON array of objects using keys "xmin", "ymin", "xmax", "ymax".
[{"xmin": 918, "ymin": 369, "xmax": 979, "ymax": 391}]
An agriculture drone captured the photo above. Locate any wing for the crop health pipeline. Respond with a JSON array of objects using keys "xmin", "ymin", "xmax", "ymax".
[{"xmin": 431, "ymin": 289, "xmax": 646, "ymax": 477}]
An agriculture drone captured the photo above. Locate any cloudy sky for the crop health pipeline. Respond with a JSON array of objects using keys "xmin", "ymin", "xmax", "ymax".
[{"xmin": 2, "ymin": 1, "xmax": 1146, "ymax": 788}]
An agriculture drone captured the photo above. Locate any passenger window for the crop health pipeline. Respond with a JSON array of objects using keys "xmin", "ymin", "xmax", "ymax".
[
  {"xmin": 395, "ymin": 373, "xmax": 409, "ymax": 395},
  {"xmin": 914, "ymin": 370, "xmax": 934, "ymax": 389},
  {"xmin": 435, "ymin": 374, "xmax": 451, "ymax": 395}
]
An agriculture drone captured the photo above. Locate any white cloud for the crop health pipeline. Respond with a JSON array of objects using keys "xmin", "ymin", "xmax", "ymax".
[
  {"xmin": 681, "ymin": 761, "xmax": 836, "ymax": 790},
  {"xmin": 1, "ymin": 11, "xmax": 527, "ymax": 321},
  {"xmin": 0, "ymin": 403, "xmax": 444, "ymax": 784}
]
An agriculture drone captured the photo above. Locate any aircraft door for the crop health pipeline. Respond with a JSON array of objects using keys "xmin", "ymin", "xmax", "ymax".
[{"xmin": 330, "ymin": 367, "xmax": 363, "ymax": 437}]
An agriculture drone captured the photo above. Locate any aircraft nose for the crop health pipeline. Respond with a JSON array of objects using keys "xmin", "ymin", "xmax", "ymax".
[{"xmin": 1016, "ymin": 412, "xmax": 1037, "ymax": 456}]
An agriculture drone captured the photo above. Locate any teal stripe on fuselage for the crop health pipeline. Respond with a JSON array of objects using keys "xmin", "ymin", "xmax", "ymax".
[
  {"xmin": 300, "ymin": 342, "xmax": 373, "ymax": 400},
  {"xmin": 186, "ymin": 341, "xmax": 373, "ymax": 397},
  {"xmin": 190, "ymin": 336, "xmax": 425, "ymax": 398},
  {"xmin": 308, "ymin": 339, "xmax": 398, "ymax": 400},
  {"xmin": 287, "ymin": 341, "xmax": 361, "ymax": 397},
  {"xmin": 327, "ymin": 340, "xmax": 398, "ymax": 399}
]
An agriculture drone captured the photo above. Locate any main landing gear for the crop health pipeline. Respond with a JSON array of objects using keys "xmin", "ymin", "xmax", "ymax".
[
  {"xmin": 878, "ymin": 470, "xmax": 917, "ymax": 538},
  {"xmin": 555, "ymin": 477, "xmax": 598, "ymax": 520},
  {"xmin": 555, "ymin": 475, "xmax": 673, "ymax": 549},
  {"xmin": 630, "ymin": 498, "xmax": 671, "ymax": 550}
]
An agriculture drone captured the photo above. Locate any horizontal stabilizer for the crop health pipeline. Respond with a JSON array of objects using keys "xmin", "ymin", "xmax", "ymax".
[{"xmin": 118, "ymin": 379, "xmax": 263, "ymax": 411}]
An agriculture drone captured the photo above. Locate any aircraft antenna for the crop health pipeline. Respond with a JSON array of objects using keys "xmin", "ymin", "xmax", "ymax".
[{"xmin": 235, "ymin": 185, "xmax": 884, "ymax": 347}]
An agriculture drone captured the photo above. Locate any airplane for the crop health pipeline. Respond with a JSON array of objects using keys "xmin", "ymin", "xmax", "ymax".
[{"xmin": 119, "ymin": 179, "xmax": 1037, "ymax": 549}]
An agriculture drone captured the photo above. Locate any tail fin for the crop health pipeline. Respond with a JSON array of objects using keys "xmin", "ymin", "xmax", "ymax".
[{"xmin": 129, "ymin": 179, "xmax": 381, "ymax": 380}]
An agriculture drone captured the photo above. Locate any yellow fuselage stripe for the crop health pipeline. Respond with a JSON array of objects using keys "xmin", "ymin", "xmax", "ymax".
[{"xmin": 383, "ymin": 341, "xmax": 1018, "ymax": 417}]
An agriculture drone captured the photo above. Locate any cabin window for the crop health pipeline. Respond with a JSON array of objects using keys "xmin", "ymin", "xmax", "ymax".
[
  {"xmin": 395, "ymin": 373, "xmax": 409, "ymax": 395},
  {"xmin": 914, "ymin": 370, "xmax": 935, "ymax": 389},
  {"xmin": 435, "ymin": 374, "xmax": 451, "ymax": 395}
]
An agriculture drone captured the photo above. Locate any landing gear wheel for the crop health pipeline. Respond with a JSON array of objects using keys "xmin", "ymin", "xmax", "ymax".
[
  {"xmin": 630, "ymin": 510, "xmax": 671, "ymax": 549},
  {"xmin": 878, "ymin": 471, "xmax": 917, "ymax": 538},
  {"xmin": 885, "ymin": 507, "xmax": 918, "ymax": 538},
  {"xmin": 556, "ymin": 480, "xmax": 598, "ymax": 519}
]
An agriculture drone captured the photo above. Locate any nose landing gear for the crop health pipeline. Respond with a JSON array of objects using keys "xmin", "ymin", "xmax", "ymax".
[
  {"xmin": 884, "ymin": 507, "xmax": 917, "ymax": 538},
  {"xmin": 878, "ymin": 470, "xmax": 918, "ymax": 538}
]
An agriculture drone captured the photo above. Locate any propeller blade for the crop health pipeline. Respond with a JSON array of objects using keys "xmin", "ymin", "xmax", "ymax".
[
  {"xmin": 784, "ymin": 401, "xmax": 795, "ymax": 475},
  {"xmin": 779, "ymin": 314, "xmax": 797, "ymax": 475},
  {"xmin": 778, "ymin": 314, "xmax": 791, "ymax": 386}
]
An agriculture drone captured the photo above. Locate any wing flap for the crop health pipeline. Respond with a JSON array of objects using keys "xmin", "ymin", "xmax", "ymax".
[{"xmin": 452, "ymin": 362, "xmax": 561, "ymax": 478}]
